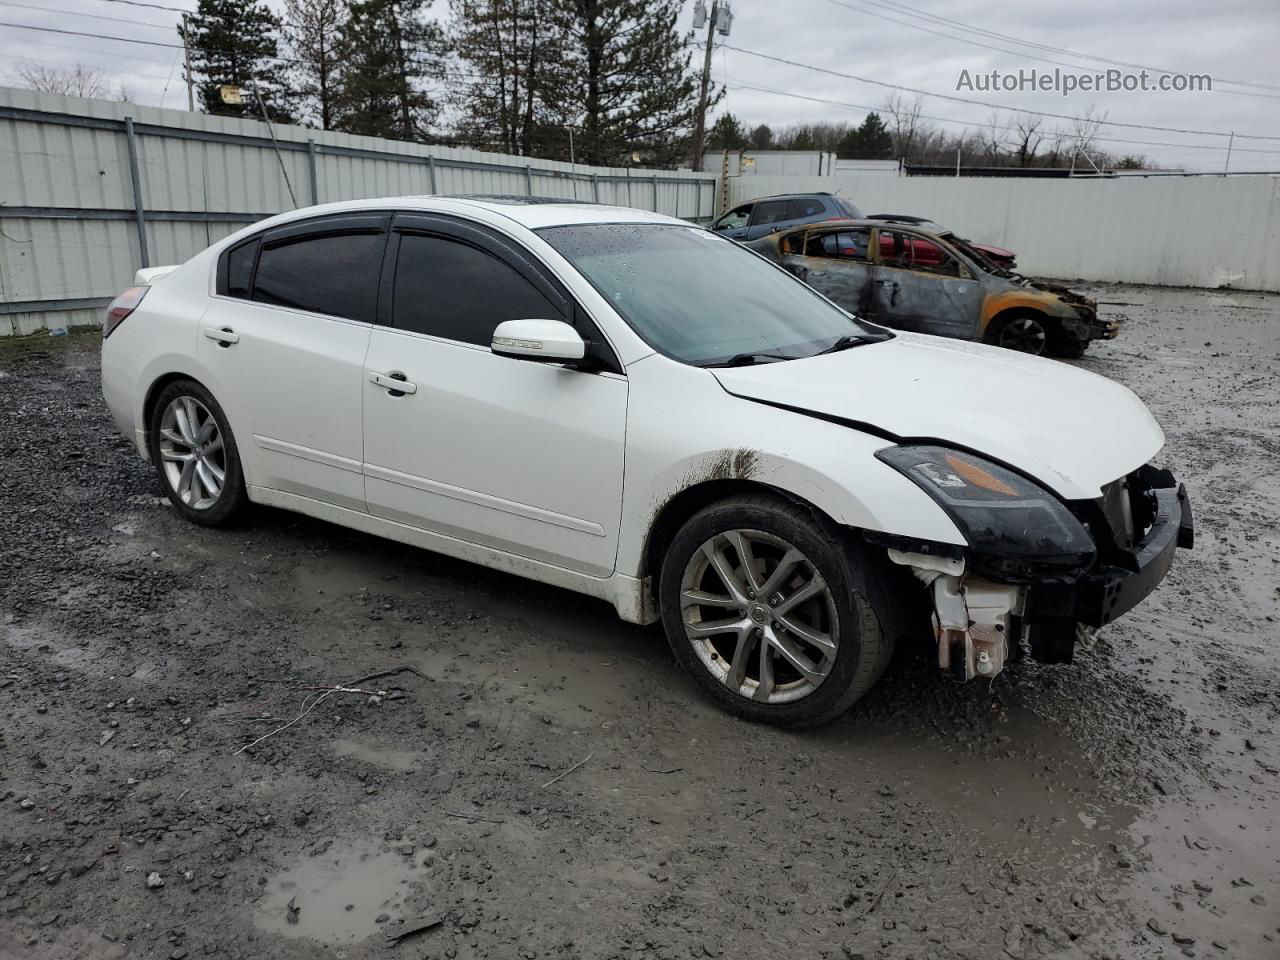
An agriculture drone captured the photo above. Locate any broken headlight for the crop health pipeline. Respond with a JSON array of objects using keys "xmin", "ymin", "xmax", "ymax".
[{"xmin": 875, "ymin": 445, "xmax": 1096, "ymax": 582}]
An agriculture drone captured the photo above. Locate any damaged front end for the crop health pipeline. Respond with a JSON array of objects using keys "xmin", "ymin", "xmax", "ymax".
[
  {"xmin": 1031, "ymin": 280, "xmax": 1118, "ymax": 344},
  {"xmin": 872, "ymin": 448, "xmax": 1193, "ymax": 681}
]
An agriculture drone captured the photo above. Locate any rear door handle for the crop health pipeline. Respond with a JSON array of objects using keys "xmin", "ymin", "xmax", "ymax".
[
  {"xmin": 203, "ymin": 326, "xmax": 239, "ymax": 345},
  {"xmin": 369, "ymin": 370, "xmax": 417, "ymax": 396}
]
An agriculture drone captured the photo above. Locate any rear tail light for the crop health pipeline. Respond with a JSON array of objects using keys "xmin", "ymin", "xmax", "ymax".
[{"xmin": 103, "ymin": 286, "xmax": 148, "ymax": 338}]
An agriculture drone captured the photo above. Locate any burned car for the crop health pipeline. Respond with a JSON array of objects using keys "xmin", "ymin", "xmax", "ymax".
[{"xmin": 748, "ymin": 219, "xmax": 1116, "ymax": 357}]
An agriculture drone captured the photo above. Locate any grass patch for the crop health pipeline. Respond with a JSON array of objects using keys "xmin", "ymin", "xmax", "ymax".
[{"xmin": 0, "ymin": 325, "xmax": 101, "ymax": 360}]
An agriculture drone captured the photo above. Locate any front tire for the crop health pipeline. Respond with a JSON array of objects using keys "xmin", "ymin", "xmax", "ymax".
[
  {"xmin": 986, "ymin": 312, "xmax": 1048, "ymax": 356},
  {"xmin": 148, "ymin": 379, "xmax": 246, "ymax": 526},
  {"xmin": 658, "ymin": 494, "xmax": 892, "ymax": 727}
]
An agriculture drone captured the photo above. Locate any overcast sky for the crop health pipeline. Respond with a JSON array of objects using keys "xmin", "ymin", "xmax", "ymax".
[{"xmin": 1, "ymin": 0, "xmax": 1276, "ymax": 171}]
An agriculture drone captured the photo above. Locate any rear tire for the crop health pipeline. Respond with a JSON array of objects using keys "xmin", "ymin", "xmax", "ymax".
[
  {"xmin": 658, "ymin": 493, "xmax": 893, "ymax": 728},
  {"xmin": 148, "ymin": 379, "xmax": 247, "ymax": 527}
]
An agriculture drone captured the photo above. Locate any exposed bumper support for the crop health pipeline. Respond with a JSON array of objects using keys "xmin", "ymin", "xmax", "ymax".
[{"xmin": 888, "ymin": 549, "xmax": 1024, "ymax": 681}]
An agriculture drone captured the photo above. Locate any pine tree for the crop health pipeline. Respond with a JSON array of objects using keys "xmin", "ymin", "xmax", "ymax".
[
  {"xmin": 179, "ymin": 0, "xmax": 294, "ymax": 121},
  {"xmin": 545, "ymin": 0, "xmax": 709, "ymax": 167},
  {"xmin": 706, "ymin": 112, "xmax": 745, "ymax": 151},
  {"xmin": 334, "ymin": 0, "xmax": 446, "ymax": 141},
  {"xmin": 448, "ymin": 0, "xmax": 565, "ymax": 156},
  {"xmin": 837, "ymin": 112, "xmax": 894, "ymax": 159},
  {"xmin": 749, "ymin": 123, "xmax": 774, "ymax": 150},
  {"xmin": 284, "ymin": 0, "xmax": 347, "ymax": 129}
]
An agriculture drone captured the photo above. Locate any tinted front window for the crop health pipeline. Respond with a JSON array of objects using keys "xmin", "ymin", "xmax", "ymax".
[
  {"xmin": 392, "ymin": 233, "xmax": 560, "ymax": 345},
  {"xmin": 252, "ymin": 231, "xmax": 384, "ymax": 322},
  {"xmin": 539, "ymin": 223, "xmax": 883, "ymax": 366},
  {"xmin": 752, "ymin": 200, "xmax": 791, "ymax": 225}
]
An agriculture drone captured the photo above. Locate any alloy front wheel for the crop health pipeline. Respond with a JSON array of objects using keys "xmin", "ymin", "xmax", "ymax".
[
  {"xmin": 680, "ymin": 529, "xmax": 838, "ymax": 704},
  {"xmin": 994, "ymin": 315, "xmax": 1048, "ymax": 355},
  {"xmin": 659, "ymin": 493, "xmax": 892, "ymax": 727}
]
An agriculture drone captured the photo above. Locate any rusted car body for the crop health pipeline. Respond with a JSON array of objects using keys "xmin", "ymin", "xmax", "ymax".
[{"xmin": 747, "ymin": 219, "xmax": 1117, "ymax": 357}]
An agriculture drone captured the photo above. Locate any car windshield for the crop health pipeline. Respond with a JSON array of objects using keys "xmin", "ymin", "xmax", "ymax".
[
  {"xmin": 538, "ymin": 223, "xmax": 885, "ymax": 366},
  {"xmin": 943, "ymin": 232, "xmax": 1009, "ymax": 276}
]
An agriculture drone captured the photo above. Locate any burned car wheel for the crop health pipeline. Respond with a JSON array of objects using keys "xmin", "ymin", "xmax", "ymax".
[
  {"xmin": 987, "ymin": 312, "xmax": 1049, "ymax": 356},
  {"xmin": 658, "ymin": 494, "xmax": 892, "ymax": 727},
  {"xmin": 149, "ymin": 379, "xmax": 247, "ymax": 527}
]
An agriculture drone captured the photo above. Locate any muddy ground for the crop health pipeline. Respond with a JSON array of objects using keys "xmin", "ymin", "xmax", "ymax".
[{"xmin": 1, "ymin": 285, "xmax": 1277, "ymax": 960}]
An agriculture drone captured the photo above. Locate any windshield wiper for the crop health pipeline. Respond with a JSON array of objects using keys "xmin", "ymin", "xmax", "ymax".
[
  {"xmin": 811, "ymin": 334, "xmax": 883, "ymax": 356},
  {"xmin": 704, "ymin": 352, "xmax": 791, "ymax": 368}
]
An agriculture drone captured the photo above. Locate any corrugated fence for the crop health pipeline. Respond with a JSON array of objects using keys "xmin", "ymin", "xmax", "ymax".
[
  {"xmin": 728, "ymin": 174, "xmax": 1280, "ymax": 292},
  {"xmin": 0, "ymin": 87, "xmax": 717, "ymax": 335}
]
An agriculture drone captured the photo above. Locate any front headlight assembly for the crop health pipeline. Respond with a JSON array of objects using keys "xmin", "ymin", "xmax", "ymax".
[{"xmin": 876, "ymin": 444, "xmax": 1096, "ymax": 582}]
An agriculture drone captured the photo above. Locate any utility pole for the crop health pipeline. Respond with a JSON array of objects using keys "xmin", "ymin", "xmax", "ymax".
[
  {"xmin": 1224, "ymin": 131, "xmax": 1234, "ymax": 175},
  {"xmin": 181, "ymin": 13, "xmax": 195, "ymax": 111},
  {"xmin": 690, "ymin": 0, "xmax": 732, "ymax": 172}
]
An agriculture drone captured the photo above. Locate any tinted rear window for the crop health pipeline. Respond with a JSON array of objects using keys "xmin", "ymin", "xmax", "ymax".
[
  {"xmin": 251, "ymin": 232, "xmax": 384, "ymax": 323},
  {"xmin": 789, "ymin": 198, "xmax": 825, "ymax": 219},
  {"xmin": 225, "ymin": 239, "xmax": 258, "ymax": 299},
  {"xmin": 836, "ymin": 197, "xmax": 863, "ymax": 218},
  {"xmin": 752, "ymin": 200, "xmax": 791, "ymax": 225}
]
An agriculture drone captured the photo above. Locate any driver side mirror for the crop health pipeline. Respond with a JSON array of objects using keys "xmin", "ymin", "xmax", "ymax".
[{"xmin": 491, "ymin": 318, "xmax": 586, "ymax": 363}]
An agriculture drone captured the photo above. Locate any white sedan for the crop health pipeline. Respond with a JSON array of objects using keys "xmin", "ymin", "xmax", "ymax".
[{"xmin": 100, "ymin": 196, "xmax": 1193, "ymax": 727}]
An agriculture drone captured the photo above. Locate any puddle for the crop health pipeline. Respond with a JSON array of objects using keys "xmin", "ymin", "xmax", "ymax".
[
  {"xmin": 256, "ymin": 842, "xmax": 427, "ymax": 945},
  {"xmin": 332, "ymin": 738, "xmax": 426, "ymax": 772}
]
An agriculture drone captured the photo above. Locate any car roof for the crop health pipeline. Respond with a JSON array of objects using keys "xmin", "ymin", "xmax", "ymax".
[
  {"xmin": 746, "ymin": 192, "xmax": 836, "ymax": 202},
  {"xmin": 775, "ymin": 217, "xmax": 949, "ymax": 237},
  {"xmin": 233, "ymin": 195, "xmax": 688, "ymax": 233},
  {"xmin": 866, "ymin": 214, "xmax": 933, "ymax": 225}
]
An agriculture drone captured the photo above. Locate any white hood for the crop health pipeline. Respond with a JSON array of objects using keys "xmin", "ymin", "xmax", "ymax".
[{"xmin": 713, "ymin": 332, "xmax": 1164, "ymax": 500}]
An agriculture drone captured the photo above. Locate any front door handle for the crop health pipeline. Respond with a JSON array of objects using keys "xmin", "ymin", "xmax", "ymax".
[
  {"xmin": 369, "ymin": 370, "xmax": 417, "ymax": 396},
  {"xmin": 203, "ymin": 326, "xmax": 239, "ymax": 346}
]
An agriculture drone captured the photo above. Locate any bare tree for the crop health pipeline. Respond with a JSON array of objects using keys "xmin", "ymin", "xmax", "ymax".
[
  {"xmin": 15, "ymin": 63, "xmax": 112, "ymax": 99},
  {"xmin": 1065, "ymin": 105, "xmax": 1108, "ymax": 171},
  {"xmin": 1011, "ymin": 115, "xmax": 1044, "ymax": 167},
  {"xmin": 981, "ymin": 110, "xmax": 1009, "ymax": 164},
  {"xmin": 882, "ymin": 94, "xmax": 923, "ymax": 159}
]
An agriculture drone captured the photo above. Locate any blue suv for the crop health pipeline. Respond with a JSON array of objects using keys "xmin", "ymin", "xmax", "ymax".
[{"xmin": 709, "ymin": 192, "xmax": 863, "ymax": 241}]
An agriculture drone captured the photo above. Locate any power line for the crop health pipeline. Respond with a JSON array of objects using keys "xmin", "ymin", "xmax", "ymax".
[
  {"xmin": 837, "ymin": 0, "xmax": 1280, "ymax": 95},
  {"xmin": 0, "ymin": 0, "xmax": 177, "ymax": 29},
  {"xmin": 816, "ymin": 0, "xmax": 1280, "ymax": 102},
  {"xmin": 717, "ymin": 43, "xmax": 1280, "ymax": 142},
  {"xmin": 89, "ymin": 0, "xmax": 192, "ymax": 13},
  {"xmin": 722, "ymin": 79, "xmax": 1280, "ymax": 156}
]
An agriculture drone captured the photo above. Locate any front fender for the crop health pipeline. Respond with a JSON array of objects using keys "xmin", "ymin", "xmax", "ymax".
[
  {"xmin": 979, "ymin": 289, "xmax": 1084, "ymax": 332},
  {"xmin": 616, "ymin": 358, "xmax": 966, "ymax": 580}
]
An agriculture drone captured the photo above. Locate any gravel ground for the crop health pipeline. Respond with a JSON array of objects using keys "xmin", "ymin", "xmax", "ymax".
[{"xmin": 1, "ymin": 285, "xmax": 1277, "ymax": 960}]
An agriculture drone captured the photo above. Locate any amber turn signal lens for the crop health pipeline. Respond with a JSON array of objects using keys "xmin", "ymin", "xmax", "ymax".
[{"xmin": 944, "ymin": 453, "xmax": 1018, "ymax": 496}]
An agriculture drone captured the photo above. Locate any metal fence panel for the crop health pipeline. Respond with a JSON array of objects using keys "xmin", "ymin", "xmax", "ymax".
[{"xmin": 0, "ymin": 86, "xmax": 716, "ymax": 333}]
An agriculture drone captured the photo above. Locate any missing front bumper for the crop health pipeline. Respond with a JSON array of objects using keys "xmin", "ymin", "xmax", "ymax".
[
  {"xmin": 1023, "ymin": 485, "xmax": 1193, "ymax": 661},
  {"xmin": 886, "ymin": 483, "xmax": 1194, "ymax": 676}
]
